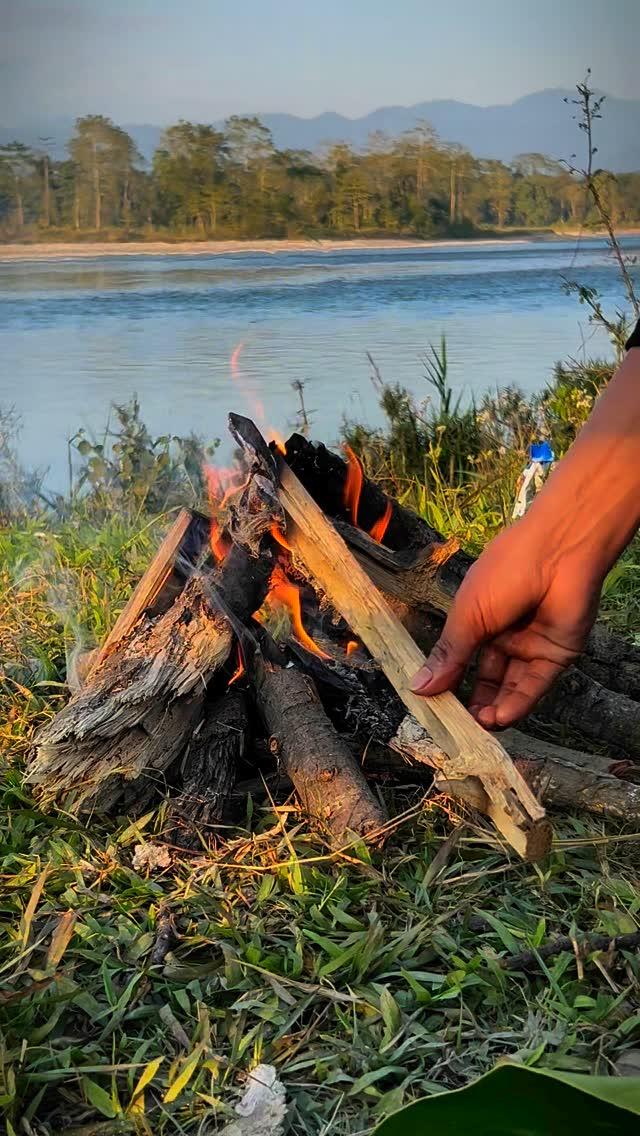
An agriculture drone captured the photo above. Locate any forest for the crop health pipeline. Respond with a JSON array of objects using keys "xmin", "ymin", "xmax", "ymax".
[{"xmin": 1, "ymin": 112, "xmax": 640, "ymax": 240}]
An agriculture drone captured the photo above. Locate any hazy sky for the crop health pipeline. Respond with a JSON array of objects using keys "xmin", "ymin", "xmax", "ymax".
[{"xmin": 2, "ymin": 0, "xmax": 640, "ymax": 126}]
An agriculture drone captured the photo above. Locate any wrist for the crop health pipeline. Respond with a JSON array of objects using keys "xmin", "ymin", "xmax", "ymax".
[{"xmin": 521, "ymin": 449, "xmax": 639, "ymax": 586}]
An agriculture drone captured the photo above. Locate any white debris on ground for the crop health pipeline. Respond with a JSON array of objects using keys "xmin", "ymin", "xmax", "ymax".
[
  {"xmin": 220, "ymin": 1064, "xmax": 287, "ymax": 1136},
  {"xmin": 131, "ymin": 842, "xmax": 172, "ymax": 872}
]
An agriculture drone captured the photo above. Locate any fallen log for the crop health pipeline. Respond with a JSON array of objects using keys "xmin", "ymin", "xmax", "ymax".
[{"xmin": 275, "ymin": 451, "xmax": 551, "ymax": 860}]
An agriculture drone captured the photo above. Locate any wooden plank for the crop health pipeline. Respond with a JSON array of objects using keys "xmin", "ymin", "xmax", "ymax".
[
  {"xmin": 278, "ymin": 460, "xmax": 551, "ymax": 860},
  {"xmin": 91, "ymin": 507, "xmax": 194, "ymax": 672}
]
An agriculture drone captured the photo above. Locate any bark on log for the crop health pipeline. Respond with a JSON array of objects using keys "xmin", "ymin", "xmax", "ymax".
[
  {"xmin": 165, "ymin": 688, "xmax": 250, "ymax": 847},
  {"xmin": 253, "ymin": 655, "xmax": 388, "ymax": 844},
  {"xmin": 535, "ymin": 668, "xmax": 640, "ymax": 760},
  {"xmin": 277, "ymin": 456, "xmax": 550, "ymax": 860},
  {"xmin": 28, "ymin": 537, "xmax": 273, "ymax": 813}
]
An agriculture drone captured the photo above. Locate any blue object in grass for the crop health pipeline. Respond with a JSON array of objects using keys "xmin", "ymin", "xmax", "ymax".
[{"xmin": 529, "ymin": 441, "xmax": 554, "ymax": 464}]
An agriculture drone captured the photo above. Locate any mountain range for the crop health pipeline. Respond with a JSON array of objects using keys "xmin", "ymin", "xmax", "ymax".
[{"xmin": 3, "ymin": 89, "xmax": 639, "ymax": 171}]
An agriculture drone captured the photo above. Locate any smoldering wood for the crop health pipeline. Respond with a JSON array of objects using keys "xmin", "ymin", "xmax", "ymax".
[{"xmin": 164, "ymin": 688, "xmax": 250, "ymax": 847}]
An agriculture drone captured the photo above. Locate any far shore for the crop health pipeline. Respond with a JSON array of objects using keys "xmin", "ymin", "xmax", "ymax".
[
  {"xmin": 0, "ymin": 235, "xmax": 538, "ymax": 261},
  {"xmin": 1, "ymin": 229, "xmax": 638, "ymax": 263}
]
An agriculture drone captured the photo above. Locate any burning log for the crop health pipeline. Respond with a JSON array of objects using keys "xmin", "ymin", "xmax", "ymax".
[
  {"xmin": 28, "ymin": 434, "xmax": 280, "ymax": 814},
  {"xmin": 283, "ymin": 433, "xmax": 640, "ymax": 742},
  {"xmin": 27, "ymin": 411, "xmax": 640, "ymax": 855},
  {"xmin": 274, "ymin": 455, "xmax": 551, "ymax": 860}
]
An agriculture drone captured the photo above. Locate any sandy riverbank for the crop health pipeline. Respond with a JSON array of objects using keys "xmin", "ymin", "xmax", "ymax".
[{"xmin": 0, "ymin": 236, "xmax": 536, "ymax": 261}]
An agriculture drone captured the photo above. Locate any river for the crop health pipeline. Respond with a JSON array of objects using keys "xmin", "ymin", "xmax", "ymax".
[{"xmin": 1, "ymin": 238, "xmax": 638, "ymax": 489}]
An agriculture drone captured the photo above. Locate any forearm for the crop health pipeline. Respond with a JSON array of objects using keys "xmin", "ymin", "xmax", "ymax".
[{"xmin": 520, "ymin": 348, "xmax": 640, "ymax": 583}]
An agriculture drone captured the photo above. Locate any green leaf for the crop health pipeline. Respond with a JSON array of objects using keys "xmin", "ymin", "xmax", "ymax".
[
  {"xmin": 81, "ymin": 1077, "xmax": 118, "ymax": 1118},
  {"xmin": 373, "ymin": 1063, "xmax": 640, "ymax": 1135}
]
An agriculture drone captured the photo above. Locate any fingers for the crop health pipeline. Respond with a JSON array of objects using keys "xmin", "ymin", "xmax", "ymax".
[
  {"xmin": 468, "ymin": 645, "xmax": 508, "ymax": 720},
  {"xmin": 482, "ymin": 656, "xmax": 564, "ymax": 728},
  {"xmin": 411, "ymin": 595, "xmax": 486, "ymax": 696}
]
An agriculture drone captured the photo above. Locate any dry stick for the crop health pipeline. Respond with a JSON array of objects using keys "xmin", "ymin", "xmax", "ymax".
[
  {"xmin": 277, "ymin": 459, "xmax": 551, "ymax": 861},
  {"xmin": 502, "ymin": 930, "xmax": 640, "ymax": 971}
]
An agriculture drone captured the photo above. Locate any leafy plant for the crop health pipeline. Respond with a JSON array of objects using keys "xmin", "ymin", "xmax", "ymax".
[
  {"xmin": 70, "ymin": 397, "xmax": 219, "ymax": 517},
  {"xmin": 374, "ymin": 1063, "xmax": 640, "ymax": 1135}
]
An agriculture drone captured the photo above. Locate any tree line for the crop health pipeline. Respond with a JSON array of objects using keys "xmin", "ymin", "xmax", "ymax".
[{"xmin": 1, "ymin": 113, "xmax": 639, "ymax": 240}]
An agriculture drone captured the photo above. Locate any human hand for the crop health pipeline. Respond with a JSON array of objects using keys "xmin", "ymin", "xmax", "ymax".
[{"xmin": 410, "ymin": 521, "xmax": 601, "ymax": 728}]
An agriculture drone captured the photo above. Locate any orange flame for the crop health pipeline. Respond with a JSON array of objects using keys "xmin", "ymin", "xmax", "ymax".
[
  {"xmin": 230, "ymin": 341, "xmax": 244, "ymax": 376},
  {"xmin": 270, "ymin": 430, "xmax": 287, "ymax": 456},
  {"xmin": 345, "ymin": 640, "xmax": 360, "ymax": 657},
  {"xmin": 264, "ymin": 566, "xmax": 331, "ymax": 659},
  {"xmin": 369, "ymin": 500, "xmax": 392, "ymax": 544},
  {"xmin": 204, "ymin": 466, "xmax": 232, "ymax": 561},
  {"xmin": 229, "ymin": 645, "xmax": 245, "ymax": 685},
  {"xmin": 343, "ymin": 444, "xmax": 363, "ymax": 528},
  {"xmin": 270, "ymin": 521, "xmax": 293, "ymax": 553}
]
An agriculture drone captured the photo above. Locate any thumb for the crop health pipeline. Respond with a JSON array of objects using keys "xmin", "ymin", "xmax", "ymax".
[{"xmin": 411, "ymin": 601, "xmax": 484, "ymax": 696}]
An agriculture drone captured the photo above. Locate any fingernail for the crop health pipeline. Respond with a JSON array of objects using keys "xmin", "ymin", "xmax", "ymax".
[{"xmin": 410, "ymin": 665, "xmax": 433, "ymax": 692}]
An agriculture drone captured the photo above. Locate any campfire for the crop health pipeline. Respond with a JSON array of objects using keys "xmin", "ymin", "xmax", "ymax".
[{"xmin": 27, "ymin": 416, "xmax": 640, "ymax": 861}]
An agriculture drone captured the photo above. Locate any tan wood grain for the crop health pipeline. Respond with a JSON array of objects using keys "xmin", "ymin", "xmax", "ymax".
[
  {"xmin": 278, "ymin": 460, "xmax": 551, "ymax": 860},
  {"xmin": 91, "ymin": 507, "xmax": 194, "ymax": 672}
]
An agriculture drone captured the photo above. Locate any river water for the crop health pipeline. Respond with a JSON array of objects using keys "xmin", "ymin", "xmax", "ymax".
[{"xmin": 1, "ymin": 238, "xmax": 638, "ymax": 489}]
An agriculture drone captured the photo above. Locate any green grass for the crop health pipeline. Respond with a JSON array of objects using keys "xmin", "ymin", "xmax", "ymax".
[
  {"xmin": 3, "ymin": 777, "xmax": 640, "ymax": 1134},
  {"xmin": 2, "ymin": 372, "xmax": 640, "ymax": 1133}
]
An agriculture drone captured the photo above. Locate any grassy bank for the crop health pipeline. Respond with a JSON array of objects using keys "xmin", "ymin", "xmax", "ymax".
[{"xmin": 2, "ymin": 363, "xmax": 640, "ymax": 1134}]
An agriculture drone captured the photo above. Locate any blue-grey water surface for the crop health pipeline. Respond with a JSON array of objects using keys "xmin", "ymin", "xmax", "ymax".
[{"xmin": 1, "ymin": 238, "xmax": 638, "ymax": 489}]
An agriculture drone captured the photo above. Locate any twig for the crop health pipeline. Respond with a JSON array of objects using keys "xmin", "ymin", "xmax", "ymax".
[{"xmin": 469, "ymin": 916, "xmax": 640, "ymax": 971}]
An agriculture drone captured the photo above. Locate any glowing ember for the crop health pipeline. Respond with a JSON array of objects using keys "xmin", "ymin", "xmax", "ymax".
[
  {"xmin": 343, "ymin": 444, "xmax": 363, "ymax": 527},
  {"xmin": 429, "ymin": 535, "xmax": 461, "ymax": 568},
  {"xmin": 228, "ymin": 645, "xmax": 245, "ymax": 685},
  {"xmin": 270, "ymin": 521, "xmax": 293, "ymax": 553},
  {"xmin": 264, "ymin": 566, "xmax": 331, "ymax": 659},
  {"xmin": 345, "ymin": 640, "xmax": 360, "ymax": 657},
  {"xmin": 369, "ymin": 500, "xmax": 393, "ymax": 544}
]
